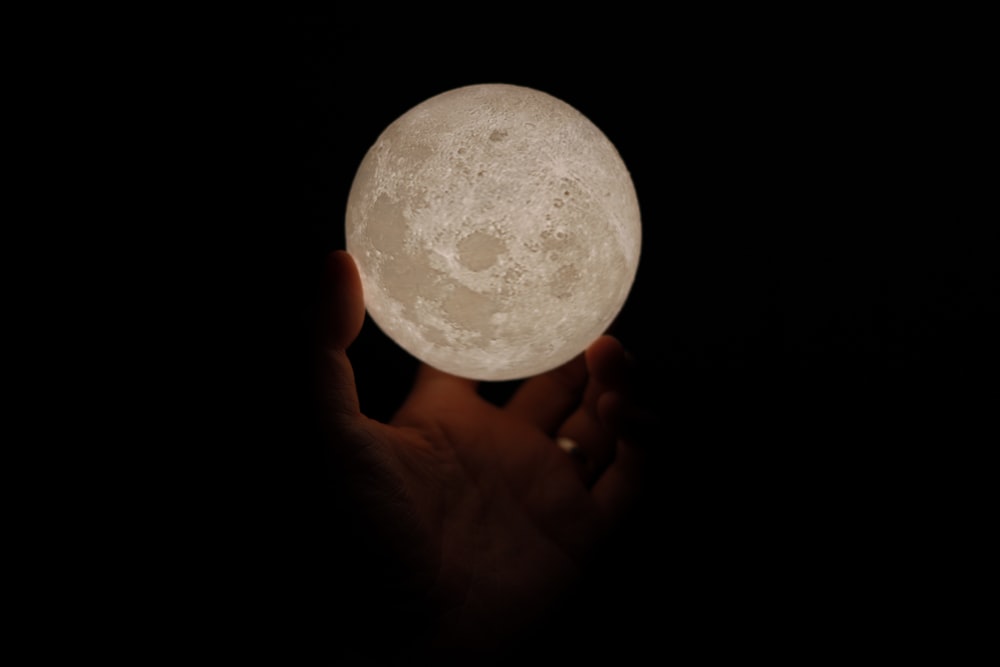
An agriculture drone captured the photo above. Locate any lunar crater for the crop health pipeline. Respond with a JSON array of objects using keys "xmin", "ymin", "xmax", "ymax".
[
  {"xmin": 457, "ymin": 230, "xmax": 506, "ymax": 272},
  {"xmin": 346, "ymin": 83, "xmax": 641, "ymax": 381}
]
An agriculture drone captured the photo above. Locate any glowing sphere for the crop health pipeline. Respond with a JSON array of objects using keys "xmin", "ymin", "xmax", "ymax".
[{"xmin": 345, "ymin": 83, "xmax": 641, "ymax": 381}]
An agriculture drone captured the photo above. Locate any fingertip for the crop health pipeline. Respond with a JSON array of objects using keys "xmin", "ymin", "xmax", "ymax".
[
  {"xmin": 413, "ymin": 363, "xmax": 480, "ymax": 394},
  {"xmin": 391, "ymin": 362, "xmax": 481, "ymax": 424},
  {"xmin": 587, "ymin": 334, "xmax": 623, "ymax": 356},
  {"xmin": 327, "ymin": 249, "xmax": 359, "ymax": 286},
  {"xmin": 586, "ymin": 335, "xmax": 627, "ymax": 388}
]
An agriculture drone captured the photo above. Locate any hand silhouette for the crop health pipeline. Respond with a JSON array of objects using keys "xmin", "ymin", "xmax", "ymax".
[{"xmin": 320, "ymin": 249, "xmax": 653, "ymax": 659}]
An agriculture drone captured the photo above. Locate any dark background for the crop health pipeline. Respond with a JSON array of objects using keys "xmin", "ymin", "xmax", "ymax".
[{"xmin": 191, "ymin": 13, "xmax": 995, "ymax": 662}]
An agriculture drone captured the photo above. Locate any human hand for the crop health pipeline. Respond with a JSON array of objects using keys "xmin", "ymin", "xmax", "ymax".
[{"xmin": 320, "ymin": 249, "xmax": 653, "ymax": 657}]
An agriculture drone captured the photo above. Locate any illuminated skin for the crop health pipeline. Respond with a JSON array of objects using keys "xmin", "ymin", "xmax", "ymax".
[
  {"xmin": 346, "ymin": 84, "xmax": 641, "ymax": 381},
  {"xmin": 322, "ymin": 250, "xmax": 655, "ymax": 656}
]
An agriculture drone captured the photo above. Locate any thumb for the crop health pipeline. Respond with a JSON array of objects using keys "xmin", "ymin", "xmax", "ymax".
[
  {"xmin": 325, "ymin": 250, "xmax": 365, "ymax": 350},
  {"xmin": 321, "ymin": 250, "xmax": 365, "ymax": 422}
]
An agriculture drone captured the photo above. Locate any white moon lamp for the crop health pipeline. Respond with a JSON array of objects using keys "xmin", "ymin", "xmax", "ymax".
[{"xmin": 345, "ymin": 83, "xmax": 641, "ymax": 381}]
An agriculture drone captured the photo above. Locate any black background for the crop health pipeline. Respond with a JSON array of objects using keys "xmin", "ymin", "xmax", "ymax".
[{"xmin": 185, "ymin": 12, "xmax": 995, "ymax": 662}]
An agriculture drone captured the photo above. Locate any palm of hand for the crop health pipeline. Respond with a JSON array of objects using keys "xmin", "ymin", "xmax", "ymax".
[
  {"xmin": 343, "ymin": 365, "xmax": 617, "ymax": 644},
  {"xmin": 323, "ymin": 250, "xmax": 643, "ymax": 650}
]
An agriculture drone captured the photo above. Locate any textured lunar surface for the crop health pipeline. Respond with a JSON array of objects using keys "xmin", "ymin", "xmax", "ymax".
[{"xmin": 346, "ymin": 83, "xmax": 641, "ymax": 381}]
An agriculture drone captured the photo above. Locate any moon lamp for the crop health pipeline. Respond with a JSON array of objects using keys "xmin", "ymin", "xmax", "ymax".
[{"xmin": 345, "ymin": 83, "xmax": 641, "ymax": 381}]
